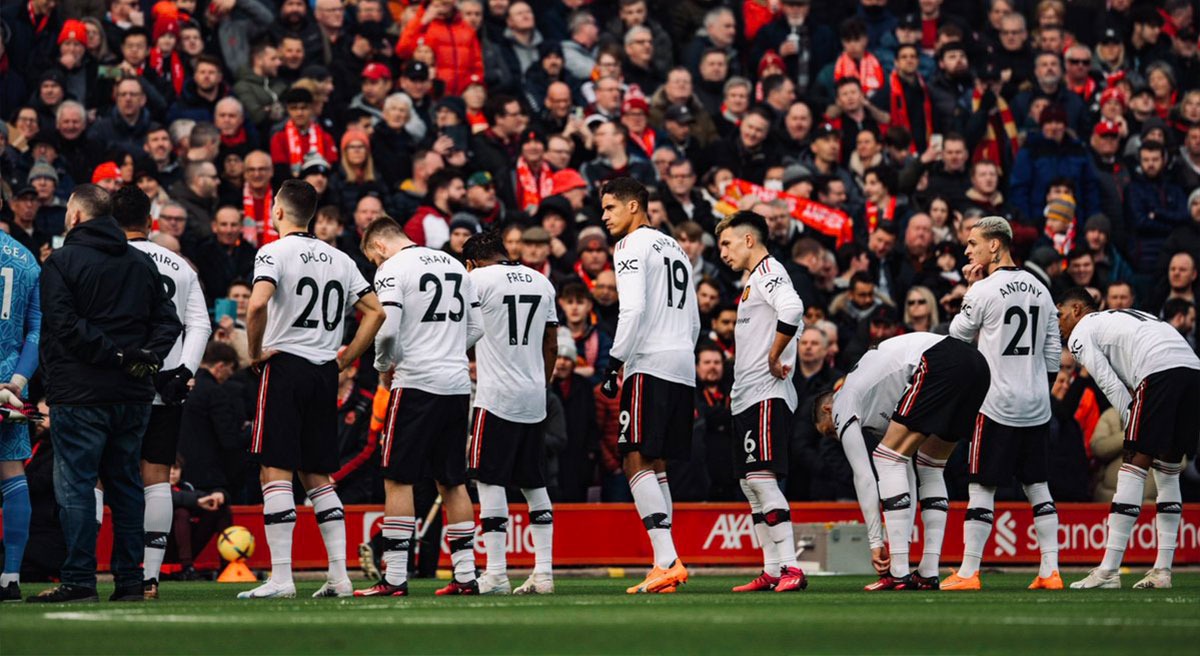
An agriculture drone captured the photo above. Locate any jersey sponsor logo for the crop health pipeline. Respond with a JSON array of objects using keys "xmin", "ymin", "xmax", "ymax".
[
  {"xmin": 961, "ymin": 302, "xmax": 973, "ymax": 319},
  {"xmin": 376, "ymin": 276, "xmax": 396, "ymax": 291},
  {"xmin": 998, "ymin": 280, "xmax": 1043, "ymax": 298},
  {"xmin": 762, "ymin": 276, "xmax": 784, "ymax": 294},
  {"xmin": 617, "ymin": 260, "xmax": 639, "ymax": 274},
  {"xmin": 993, "ymin": 510, "xmax": 1018, "ymax": 556},
  {"xmin": 255, "ymin": 254, "xmax": 274, "ymax": 266}
]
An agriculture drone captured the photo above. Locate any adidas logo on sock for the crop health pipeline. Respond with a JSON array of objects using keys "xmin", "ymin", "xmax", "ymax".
[
  {"xmin": 1159, "ymin": 503, "xmax": 1182, "ymax": 512},
  {"xmin": 147, "ymin": 535, "xmax": 168, "ymax": 548},
  {"xmin": 929, "ymin": 499, "xmax": 949, "ymax": 511},
  {"xmin": 532, "ymin": 511, "xmax": 553, "ymax": 523}
]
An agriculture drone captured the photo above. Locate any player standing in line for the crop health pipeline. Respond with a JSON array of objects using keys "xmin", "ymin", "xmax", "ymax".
[
  {"xmin": 942, "ymin": 217, "xmax": 1063, "ymax": 591},
  {"xmin": 463, "ymin": 231, "xmax": 559, "ymax": 595},
  {"xmin": 355, "ymin": 217, "xmax": 485, "ymax": 597},
  {"xmin": 0, "ymin": 214, "xmax": 41, "ymax": 602},
  {"xmin": 1057, "ymin": 289, "xmax": 1200, "ymax": 590},
  {"xmin": 241, "ymin": 181, "xmax": 385, "ymax": 599},
  {"xmin": 598, "ymin": 177, "xmax": 700, "ymax": 594},
  {"xmin": 715, "ymin": 212, "xmax": 807, "ymax": 593},
  {"xmin": 111, "ymin": 187, "xmax": 211, "ymax": 600},
  {"xmin": 812, "ymin": 332, "xmax": 989, "ymax": 590}
]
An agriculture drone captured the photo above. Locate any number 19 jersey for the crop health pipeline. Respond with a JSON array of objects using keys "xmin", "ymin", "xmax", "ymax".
[
  {"xmin": 470, "ymin": 262, "xmax": 558, "ymax": 423},
  {"xmin": 949, "ymin": 267, "xmax": 1059, "ymax": 427},
  {"xmin": 373, "ymin": 246, "xmax": 479, "ymax": 395},
  {"xmin": 611, "ymin": 226, "xmax": 701, "ymax": 387},
  {"xmin": 253, "ymin": 233, "xmax": 371, "ymax": 365}
]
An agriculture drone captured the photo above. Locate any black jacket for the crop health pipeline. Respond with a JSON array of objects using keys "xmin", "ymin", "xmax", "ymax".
[
  {"xmin": 40, "ymin": 216, "xmax": 182, "ymax": 406},
  {"xmin": 179, "ymin": 369, "xmax": 248, "ymax": 495}
]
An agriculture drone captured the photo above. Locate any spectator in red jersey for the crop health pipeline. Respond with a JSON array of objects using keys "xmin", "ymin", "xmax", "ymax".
[{"xmin": 397, "ymin": 0, "xmax": 484, "ymax": 96}]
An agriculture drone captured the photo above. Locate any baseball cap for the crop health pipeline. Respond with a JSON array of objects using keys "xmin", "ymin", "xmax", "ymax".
[
  {"xmin": 813, "ymin": 122, "xmax": 840, "ymax": 139},
  {"xmin": 361, "ymin": 62, "xmax": 392, "ymax": 81},
  {"xmin": 1093, "ymin": 119, "xmax": 1121, "ymax": 138},
  {"xmin": 466, "ymin": 171, "xmax": 494, "ymax": 188},
  {"xmin": 550, "ymin": 168, "xmax": 587, "ymax": 196},
  {"xmin": 664, "ymin": 104, "xmax": 695, "ymax": 124},
  {"xmin": 300, "ymin": 152, "xmax": 331, "ymax": 176},
  {"xmin": 1098, "ymin": 26, "xmax": 1123, "ymax": 45},
  {"xmin": 869, "ymin": 305, "xmax": 897, "ymax": 325},
  {"xmin": 898, "ymin": 13, "xmax": 920, "ymax": 30},
  {"xmin": 91, "ymin": 161, "xmax": 121, "ymax": 184},
  {"xmin": 14, "ymin": 185, "xmax": 38, "ymax": 199},
  {"xmin": 623, "ymin": 97, "xmax": 650, "ymax": 114},
  {"xmin": 522, "ymin": 226, "xmax": 551, "ymax": 243},
  {"xmin": 403, "ymin": 60, "xmax": 432, "ymax": 81}
]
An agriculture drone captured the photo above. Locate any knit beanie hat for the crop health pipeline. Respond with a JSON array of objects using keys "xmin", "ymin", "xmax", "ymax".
[
  {"xmin": 1044, "ymin": 196, "xmax": 1076, "ymax": 225},
  {"xmin": 28, "ymin": 159, "xmax": 59, "ymax": 184}
]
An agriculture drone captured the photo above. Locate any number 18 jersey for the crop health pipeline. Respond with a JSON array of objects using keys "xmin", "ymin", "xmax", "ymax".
[
  {"xmin": 949, "ymin": 267, "xmax": 1059, "ymax": 427},
  {"xmin": 611, "ymin": 226, "xmax": 701, "ymax": 387},
  {"xmin": 253, "ymin": 233, "xmax": 371, "ymax": 365}
]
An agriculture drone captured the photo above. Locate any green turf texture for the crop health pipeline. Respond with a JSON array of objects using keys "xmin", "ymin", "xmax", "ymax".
[{"xmin": 3, "ymin": 574, "xmax": 1199, "ymax": 654}]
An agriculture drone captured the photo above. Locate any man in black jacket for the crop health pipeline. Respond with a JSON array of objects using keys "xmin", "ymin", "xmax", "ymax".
[
  {"xmin": 29, "ymin": 184, "xmax": 182, "ymax": 604},
  {"xmin": 178, "ymin": 343, "xmax": 246, "ymax": 509}
]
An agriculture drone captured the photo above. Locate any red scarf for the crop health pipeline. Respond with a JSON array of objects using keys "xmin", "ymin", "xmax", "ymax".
[
  {"xmin": 834, "ymin": 52, "xmax": 884, "ymax": 93},
  {"xmin": 887, "ymin": 71, "xmax": 932, "ymax": 154},
  {"xmin": 1069, "ymin": 77, "xmax": 1097, "ymax": 102},
  {"xmin": 572, "ymin": 260, "xmax": 611, "ymax": 290},
  {"xmin": 628, "ymin": 128, "xmax": 656, "ymax": 157},
  {"xmin": 242, "ymin": 184, "xmax": 278, "ymax": 246},
  {"xmin": 1044, "ymin": 221, "xmax": 1074, "ymax": 256},
  {"xmin": 29, "ymin": 2, "xmax": 49, "ymax": 34},
  {"xmin": 865, "ymin": 196, "xmax": 896, "ymax": 232},
  {"xmin": 149, "ymin": 48, "xmax": 185, "ymax": 95},
  {"xmin": 970, "ymin": 87, "xmax": 1018, "ymax": 169},
  {"xmin": 285, "ymin": 120, "xmax": 320, "ymax": 174},
  {"xmin": 515, "ymin": 157, "xmax": 553, "ymax": 213}
]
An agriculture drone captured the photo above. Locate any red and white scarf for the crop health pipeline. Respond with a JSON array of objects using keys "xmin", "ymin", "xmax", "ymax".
[
  {"xmin": 970, "ymin": 88, "xmax": 1018, "ymax": 169},
  {"xmin": 149, "ymin": 47, "xmax": 185, "ymax": 95},
  {"xmin": 834, "ymin": 52, "xmax": 884, "ymax": 94},
  {"xmin": 285, "ymin": 120, "xmax": 320, "ymax": 174},
  {"xmin": 865, "ymin": 196, "xmax": 896, "ymax": 233},
  {"xmin": 628, "ymin": 128, "xmax": 656, "ymax": 158},
  {"xmin": 516, "ymin": 157, "xmax": 553, "ymax": 213},
  {"xmin": 29, "ymin": 1, "xmax": 49, "ymax": 34},
  {"xmin": 887, "ymin": 71, "xmax": 932, "ymax": 153},
  {"xmin": 242, "ymin": 184, "xmax": 278, "ymax": 246},
  {"xmin": 1069, "ymin": 77, "xmax": 1097, "ymax": 102}
]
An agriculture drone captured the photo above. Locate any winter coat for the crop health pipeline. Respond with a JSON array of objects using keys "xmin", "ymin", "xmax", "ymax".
[
  {"xmin": 86, "ymin": 106, "xmax": 153, "ymax": 156},
  {"xmin": 39, "ymin": 216, "xmax": 182, "ymax": 406},
  {"xmin": 1126, "ymin": 170, "xmax": 1190, "ymax": 273},
  {"xmin": 232, "ymin": 70, "xmax": 286, "ymax": 132},
  {"xmin": 397, "ymin": 8, "xmax": 484, "ymax": 97},
  {"xmin": 1009, "ymin": 132, "xmax": 1102, "ymax": 228}
]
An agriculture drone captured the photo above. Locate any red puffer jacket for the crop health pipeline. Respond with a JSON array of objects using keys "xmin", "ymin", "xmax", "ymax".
[{"xmin": 396, "ymin": 6, "xmax": 484, "ymax": 96}]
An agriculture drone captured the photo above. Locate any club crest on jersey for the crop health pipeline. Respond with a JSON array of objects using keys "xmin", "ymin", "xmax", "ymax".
[
  {"xmin": 255, "ymin": 254, "xmax": 274, "ymax": 266},
  {"xmin": 741, "ymin": 287, "xmax": 751, "ymax": 302}
]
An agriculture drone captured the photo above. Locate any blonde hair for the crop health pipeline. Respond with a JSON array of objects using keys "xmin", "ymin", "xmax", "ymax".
[{"xmin": 903, "ymin": 286, "xmax": 940, "ymax": 329}]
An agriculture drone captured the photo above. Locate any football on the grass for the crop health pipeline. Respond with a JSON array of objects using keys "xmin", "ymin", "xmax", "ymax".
[{"xmin": 217, "ymin": 525, "xmax": 255, "ymax": 562}]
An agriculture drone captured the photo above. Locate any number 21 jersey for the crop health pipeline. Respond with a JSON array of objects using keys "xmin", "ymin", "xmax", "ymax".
[
  {"xmin": 949, "ymin": 267, "xmax": 1059, "ymax": 427},
  {"xmin": 611, "ymin": 226, "xmax": 701, "ymax": 387},
  {"xmin": 253, "ymin": 233, "xmax": 371, "ymax": 365}
]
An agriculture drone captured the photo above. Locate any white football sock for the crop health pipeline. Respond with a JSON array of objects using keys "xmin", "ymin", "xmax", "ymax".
[
  {"xmin": 1023, "ymin": 482, "xmax": 1059, "ymax": 578},
  {"xmin": 873, "ymin": 444, "xmax": 914, "ymax": 578},
  {"xmin": 1152, "ymin": 461, "xmax": 1183, "ymax": 571},
  {"xmin": 1101, "ymin": 464, "xmax": 1147, "ymax": 571},
  {"xmin": 958, "ymin": 483, "xmax": 995, "ymax": 578},
  {"xmin": 656, "ymin": 472, "xmax": 673, "ymax": 525},
  {"xmin": 477, "ymin": 482, "xmax": 509, "ymax": 575},
  {"xmin": 381, "ymin": 516, "xmax": 415, "ymax": 586},
  {"xmin": 446, "ymin": 521, "xmax": 477, "ymax": 583},
  {"xmin": 307, "ymin": 484, "xmax": 347, "ymax": 581},
  {"xmin": 740, "ymin": 479, "xmax": 778, "ymax": 576},
  {"xmin": 522, "ymin": 487, "xmax": 553, "ymax": 575},
  {"xmin": 261, "ymin": 481, "xmax": 296, "ymax": 585},
  {"xmin": 915, "ymin": 454, "xmax": 948, "ymax": 578},
  {"xmin": 94, "ymin": 488, "xmax": 104, "ymax": 525},
  {"xmin": 629, "ymin": 469, "xmax": 677, "ymax": 569},
  {"xmin": 747, "ymin": 473, "xmax": 795, "ymax": 571},
  {"xmin": 143, "ymin": 483, "xmax": 173, "ymax": 581}
]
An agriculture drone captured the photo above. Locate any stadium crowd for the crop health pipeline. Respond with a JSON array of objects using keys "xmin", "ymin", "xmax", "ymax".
[{"xmin": 3, "ymin": 0, "xmax": 1200, "ymax": 574}]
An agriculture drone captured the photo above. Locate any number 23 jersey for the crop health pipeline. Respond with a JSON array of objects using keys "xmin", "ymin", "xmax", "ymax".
[
  {"xmin": 949, "ymin": 267, "xmax": 1059, "ymax": 427},
  {"xmin": 611, "ymin": 226, "xmax": 701, "ymax": 387},
  {"xmin": 253, "ymin": 233, "xmax": 371, "ymax": 365}
]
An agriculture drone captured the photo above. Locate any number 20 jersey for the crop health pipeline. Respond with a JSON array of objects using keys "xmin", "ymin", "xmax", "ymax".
[
  {"xmin": 253, "ymin": 233, "xmax": 371, "ymax": 365},
  {"xmin": 949, "ymin": 267, "xmax": 1059, "ymax": 427},
  {"xmin": 611, "ymin": 226, "xmax": 701, "ymax": 387},
  {"xmin": 373, "ymin": 246, "xmax": 478, "ymax": 395},
  {"xmin": 470, "ymin": 263, "xmax": 558, "ymax": 423}
]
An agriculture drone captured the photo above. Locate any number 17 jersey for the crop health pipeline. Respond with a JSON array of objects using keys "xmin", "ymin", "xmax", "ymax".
[
  {"xmin": 253, "ymin": 233, "xmax": 371, "ymax": 365},
  {"xmin": 949, "ymin": 267, "xmax": 1059, "ymax": 427}
]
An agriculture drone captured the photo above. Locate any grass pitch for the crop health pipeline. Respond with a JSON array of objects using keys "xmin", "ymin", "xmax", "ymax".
[{"xmin": 2, "ymin": 573, "xmax": 1199, "ymax": 654}]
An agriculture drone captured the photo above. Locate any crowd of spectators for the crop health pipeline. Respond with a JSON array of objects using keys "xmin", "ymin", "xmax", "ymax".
[{"xmin": 3, "ymin": 0, "xmax": 1200, "ymax": 517}]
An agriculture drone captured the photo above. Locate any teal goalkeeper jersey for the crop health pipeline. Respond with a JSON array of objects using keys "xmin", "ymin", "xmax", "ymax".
[{"xmin": 0, "ymin": 232, "xmax": 41, "ymax": 386}]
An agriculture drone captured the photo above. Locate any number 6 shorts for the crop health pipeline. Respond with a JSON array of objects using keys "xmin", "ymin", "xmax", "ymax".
[{"xmin": 732, "ymin": 398, "xmax": 792, "ymax": 476}]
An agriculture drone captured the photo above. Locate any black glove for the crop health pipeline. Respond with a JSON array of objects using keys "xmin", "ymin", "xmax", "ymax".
[
  {"xmin": 120, "ymin": 349, "xmax": 162, "ymax": 379},
  {"xmin": 600, "ymin": 367, "xmax": 621, "ymax": 399},
  {"xmin": 155, "ymin": 365, "xmax": 194, "ymax": 405}
]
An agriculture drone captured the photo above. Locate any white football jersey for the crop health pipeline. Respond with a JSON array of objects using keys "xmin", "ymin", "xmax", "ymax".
[
  {"xmin": 730, "ymin": 256, "xmax": 804, "ymax": 414},
  {"xmin": 131, "ymin": 239, "xmax": 211, "ymax": 404},
  {"xmin": 949, "ymin": 267, "xmax": 1059, "ymax": 427},
  {"xmin": 1068, "ymin": 309, "xmax": 1200, "ymax": 422},
  {"xmin": 833, "ymin": 332, "xmax": 947, "ymax": 440},
  {"xmin": 253, "ymin": 233, "xmax": 371, "ymax": 365},
  {"xmin": 471, "ymin": 262, "xmax": 558, "ymax": 423},
  {"xmin": 374, "ymin": 246, "xmax": 482, "ymax": 395},
  {"xmin": 611, "ymin": 226, "xmax": 701, "ymax": 386}
]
